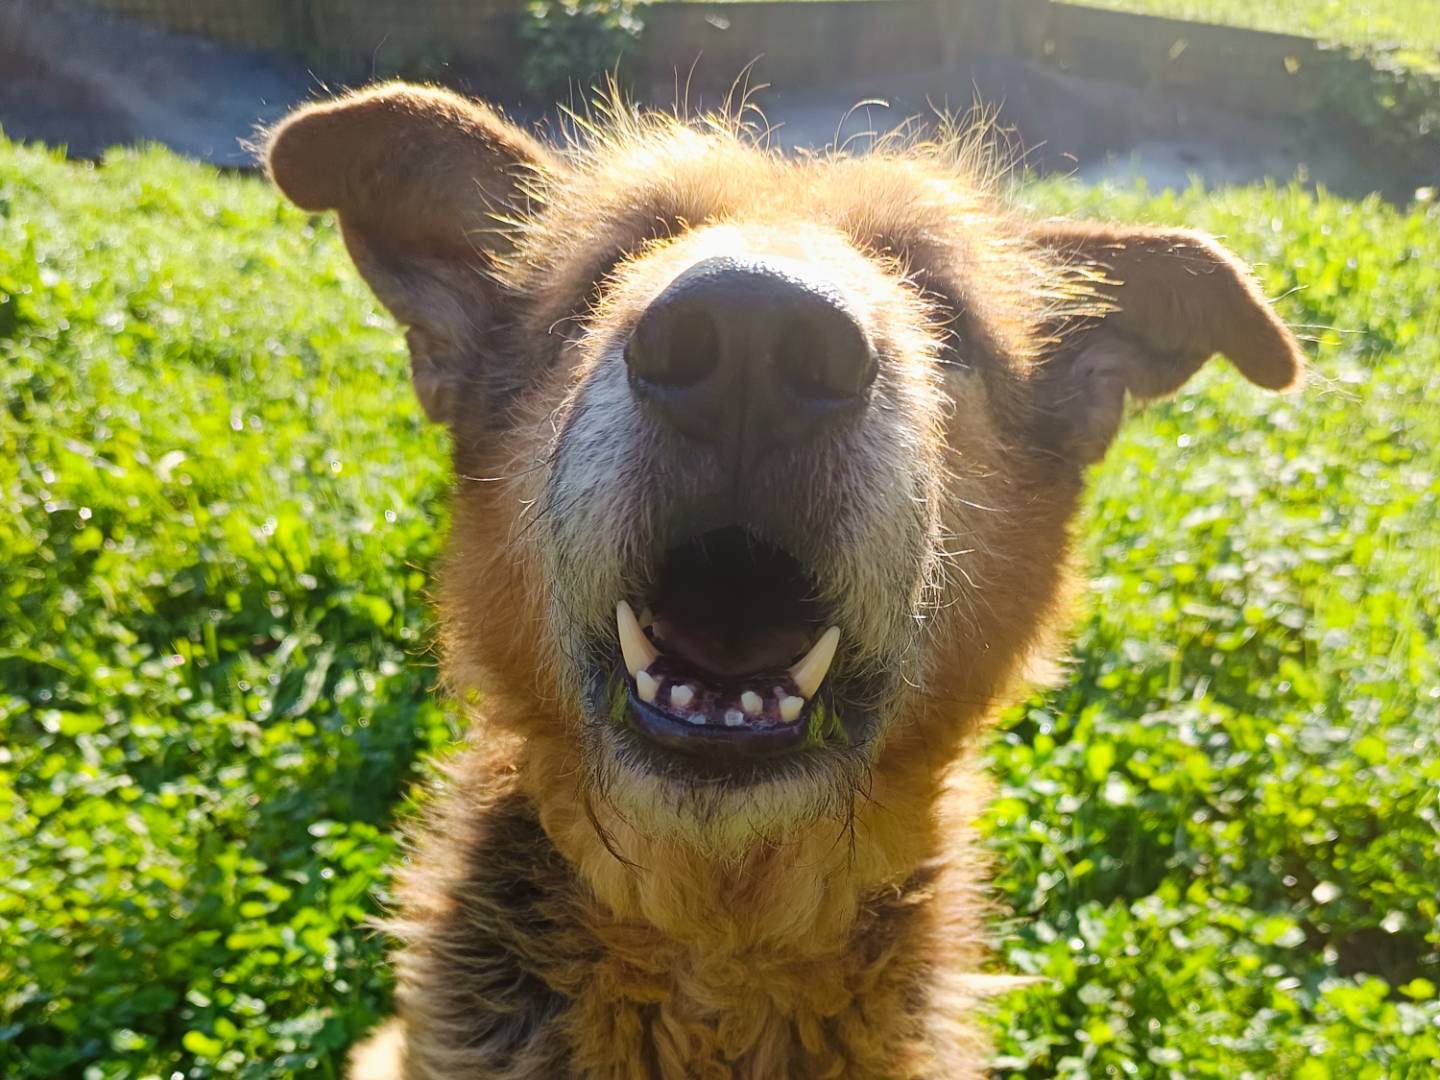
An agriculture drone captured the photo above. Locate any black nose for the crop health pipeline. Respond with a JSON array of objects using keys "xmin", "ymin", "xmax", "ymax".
[{"xmin": 624, "ymin": 255, "xmax": 876, "ymax": 474}]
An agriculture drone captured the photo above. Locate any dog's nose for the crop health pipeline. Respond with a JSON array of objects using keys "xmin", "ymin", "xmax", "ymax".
[{"xmin": 624, "ymin": 256, "xmax": 876, "ymax": 472}]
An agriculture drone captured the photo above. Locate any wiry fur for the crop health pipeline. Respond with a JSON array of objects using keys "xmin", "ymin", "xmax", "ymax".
[
  {"xmin": 263, "ymin": 84, "xmax": 1305, "ymax": 1078},
  {"xmin": 374, "ymin": 731, "xmax": 1009, "ymax": 1079}
]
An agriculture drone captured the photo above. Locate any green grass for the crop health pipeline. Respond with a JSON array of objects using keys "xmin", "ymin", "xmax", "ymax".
[
  {"xmin": 1059, "ymin": 0, "xmax": 1440, "ymax": 61},
  {"xmin": 990, "ymin": 176, "xmax": 1440, "ymax": 1075},
  {"xmin": 2, "ymin": 138, "xmax": 1438, "ymax": 1077}
]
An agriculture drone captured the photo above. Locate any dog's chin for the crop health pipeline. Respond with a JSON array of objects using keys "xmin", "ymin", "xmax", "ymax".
[
  {"xmin": 577, "ymin": 659, "xmax": 895, "ymax": 851},
  {"xmin": 583, "ymin": 716, "xmax": 878, "ymax": 852}
]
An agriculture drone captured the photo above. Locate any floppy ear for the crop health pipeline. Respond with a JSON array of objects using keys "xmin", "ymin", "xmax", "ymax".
[
  {"xmin": 265, "ymin": 83, "xmax": 558, "ymax": 425},
  {"xmin": 1027, "ymin": 222, "xmax": 1305, "ymax": 465}
]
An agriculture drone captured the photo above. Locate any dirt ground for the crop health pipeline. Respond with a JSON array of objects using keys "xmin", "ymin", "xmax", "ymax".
[{"xmin": 0, "ymin": 0, "xmax": 1410, "ymax": 198}]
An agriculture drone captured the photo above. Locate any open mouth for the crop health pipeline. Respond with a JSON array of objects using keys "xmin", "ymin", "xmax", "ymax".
[{"xmin": 607, "ymin": 527, "xmax": 848, "ymax": 759}]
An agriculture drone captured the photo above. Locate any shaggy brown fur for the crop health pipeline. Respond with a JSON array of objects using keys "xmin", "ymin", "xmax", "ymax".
[{"xmin": 265, "ymin": 84, "xmax": 1304, "ymax": 1079}]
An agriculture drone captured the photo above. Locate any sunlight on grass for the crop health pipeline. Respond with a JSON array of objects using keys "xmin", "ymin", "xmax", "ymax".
[
  {"xmin": 1059, "ymin": 0, "xmax": 1440, "ymax": 68},
  {"xmin": 1, "ymin": 139, "xmax": 1437, "ymax": 1075}
]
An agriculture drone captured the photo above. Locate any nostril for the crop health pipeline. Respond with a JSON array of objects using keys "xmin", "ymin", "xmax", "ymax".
[
  {"xmin": 627, "ymin": 306, "xmax": 720, "ymax": 390},
  {"xmin": 774, "ymin": 314, "xmax": 875, "ymax": 402},
  {"xmin": 774, "ymin": 320, "xmax": 831, "ymax": 399}
]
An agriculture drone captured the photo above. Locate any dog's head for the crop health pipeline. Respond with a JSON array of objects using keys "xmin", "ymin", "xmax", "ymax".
[{"xmin": 267, "ymin": 85, "xmax": 1302, "ymax": 851}]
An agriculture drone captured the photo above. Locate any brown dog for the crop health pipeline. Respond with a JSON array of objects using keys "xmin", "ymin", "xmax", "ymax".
[{"xmin": 265, "ymin": 83, "xmax": 1303, "ymax": 1079}]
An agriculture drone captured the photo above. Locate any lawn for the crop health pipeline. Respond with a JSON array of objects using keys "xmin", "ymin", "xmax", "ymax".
[
  {"xmin": 1058, "ymin": 0, "xmax": 1440, "ymax": 60},
  {"xmin": 2, "ymin": 137, "xmax": 1438, "ymax": 1077}
]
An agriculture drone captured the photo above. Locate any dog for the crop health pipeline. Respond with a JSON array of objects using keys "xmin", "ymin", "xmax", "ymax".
[{"xmin": 264, "ymin": 83, "xmax": 1303, "ymax": 1078}]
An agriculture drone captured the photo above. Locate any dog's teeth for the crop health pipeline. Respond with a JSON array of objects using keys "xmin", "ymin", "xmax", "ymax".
[
  {"xmin": 779, "ymin": 695, "xmax": 805, "ymax": 723},
  {"xmin": 635, "ymin": 669, "xmax": 658, "ymax": 703},
  {"xmin": 670, "ymin": 684, "xmax": 695, "ymax": 709},
  {"xmin": 724, "ymin": 709, "xmax": 745, "ymax": 727},
  {"xmin": 617, "ymin": 601, "xmax": 659, "ymax": 677},
  {"xmin": 740, "ymin": 691, "xmax": 763, "ymax": 716},
  {"xmin": 789, "ymin": 626, "xmax": 840, "ymax": 698},
  {"xmin": 686, "ymin": 713, "xmax": 706, "ymax": 726},
  {"xmin": 638, "ymin": 606, "xmax": 654, "ymax": 628}
]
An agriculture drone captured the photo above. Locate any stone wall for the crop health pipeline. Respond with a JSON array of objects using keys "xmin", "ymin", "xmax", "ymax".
[
  {"xmin": 56, "ymin": 0, "xmax": 302, "ymax": 49},
  {"xmin": 55, "ymin": 0, "xmax": 519, "ymax": 67},
  {"xmin": 634, "ymin": 0, "xmax": 1343, "ymax": 118},
  {"xmin": 54, "ymin": 0, "xmax": 1355, "ymax": 120}
]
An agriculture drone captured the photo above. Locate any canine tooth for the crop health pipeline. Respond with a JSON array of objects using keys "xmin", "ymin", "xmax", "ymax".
[
  {"xmin": 789, "ymin": 626, "xmax": 840, "ymax": 698},
  {"xmin": 635, "ymin": 669, "xmax": 658, "ymax": 703},
  {"xmin": 686, "ymin": 713, "xmax": 706, "ymax": 726},
  {"xmin": 670, "ymin": 684, "xmax": 695, "ymax": 709},
  {"xmin": 638, "ymin": 606, "xmax": 654, "ymax": 628},
  {"xmin": 779, "ymin": 696, "xmax": 805, "ymax": 723},
  {"xmin": 617, "ymin": 601, "xmax": 658, "ymax": 676},
  {"xmin": 724, "ymin": 709, "xmax": 745, "ymax": 727},
  {"xmin": 740, "ymin": 691, "xmax": 763, "ymax": 716}
]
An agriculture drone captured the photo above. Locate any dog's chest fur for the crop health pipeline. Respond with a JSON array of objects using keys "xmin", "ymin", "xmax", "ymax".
[{"xmin": 384, "ymin": 758, "xmax": 991, "ymax": 1079}]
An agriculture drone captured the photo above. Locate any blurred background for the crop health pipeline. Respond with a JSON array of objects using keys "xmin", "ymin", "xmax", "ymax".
[
  {"xmin": 2, "ymin": 2, "xmax": 1437, "ymax": 1078},
  {"xmin": 2, "ymin": 0, "xmax": 1437, "ymax": 194}
]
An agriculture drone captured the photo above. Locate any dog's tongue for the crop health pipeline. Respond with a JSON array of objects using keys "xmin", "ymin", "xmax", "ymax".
[{"xmin": 651, "ymin": 616, "xmax": 811, "ymax": 680}]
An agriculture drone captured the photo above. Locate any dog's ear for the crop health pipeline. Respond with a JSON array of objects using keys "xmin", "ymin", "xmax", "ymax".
[
  {"xmin": 1027, "ymin": 222, "xmax": 1305, "ymax": 465},
  {"xmin": 265, "ymin": 83, "xmax": 558, "ymax": 425}
]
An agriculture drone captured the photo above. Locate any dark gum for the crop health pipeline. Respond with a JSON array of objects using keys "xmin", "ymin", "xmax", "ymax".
[
  {"xmin": 638, "ymin": 655, "xmax": 805, "ymax": 727},
  {"xmin": 625, "ymin": 689, "xmax": 811, "ymax": 758}
]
